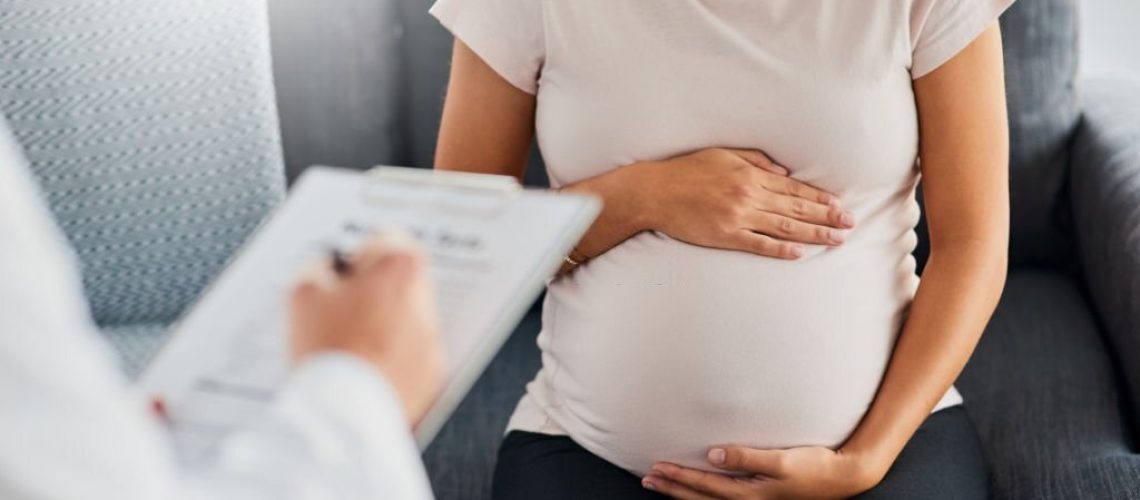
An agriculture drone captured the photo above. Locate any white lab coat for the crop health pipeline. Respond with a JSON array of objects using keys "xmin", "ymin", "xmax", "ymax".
[{"xmin": 0, "ymin": 121, "xmax": 434, "ymax": 500}]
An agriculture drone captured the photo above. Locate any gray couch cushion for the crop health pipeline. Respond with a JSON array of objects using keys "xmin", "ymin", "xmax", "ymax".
[
  {"xmin": 423, "ymin": 306, "xmax": 542, "ymax": 500},
  {"xmin": 998, "ymin": 0, "xmax": 1081, "ymax": 266},
  {"xmin": 0, "ymin": 0, "xmax": 286, "ymax": 332},
  {"xmin": 1071, "ymin": 77, "xmax": 1140, "ymax": 435},
  {"xmin": 957, "ymin": 271, "xmax": 1140, "ymax": 500}
]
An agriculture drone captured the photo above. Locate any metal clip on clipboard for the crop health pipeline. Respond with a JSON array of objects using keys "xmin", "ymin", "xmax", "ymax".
[{"xmin": 360, "ymin": 166, "xmax": 524, "ymax": 218}]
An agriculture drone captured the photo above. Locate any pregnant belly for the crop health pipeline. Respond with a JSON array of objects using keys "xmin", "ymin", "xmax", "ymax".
[{"xmin": 532, "ymin": 231, "xmax": 920, "ymax": 475}]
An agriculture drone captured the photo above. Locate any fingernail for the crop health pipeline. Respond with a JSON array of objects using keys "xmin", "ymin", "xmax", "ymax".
[
  {"xmin": 642, "ymin": 477, "xmax": 657, "ymax": 490},
  {"xmin": 840, "ymin": 211, "xmax": 855, "ymax": 227},
  {"xmin": 829, "ymin": 229, "xmax": 846, "ymax": 244},
  {"xmin": 708, "ymin": 448, "xmax": 726, "ymax": 465},
  {"xmin": 789, "ymin": 245, "xmax": 805, "ymax": 258}
]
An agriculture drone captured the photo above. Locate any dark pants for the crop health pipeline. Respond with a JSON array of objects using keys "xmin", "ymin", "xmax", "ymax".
[{"xmin": 492, "ymin": 406, "xmax": 989, "ymax": 500}]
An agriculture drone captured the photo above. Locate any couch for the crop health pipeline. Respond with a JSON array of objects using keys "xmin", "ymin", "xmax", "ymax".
[{"xmin": 1, "ymin": 0, "xmax": 1137, "ymax": 499}]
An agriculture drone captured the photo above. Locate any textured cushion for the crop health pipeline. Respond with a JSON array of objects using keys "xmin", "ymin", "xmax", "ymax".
[
  {"xmin": 268, "ymin": 0, "xmax": 403, "ymax": 179},
  {"xmin": 423, "ymin": 305, "xmax": 543, "ymax": 500},
  {"xmin": 957, "ymin": 271, "xmax": 1140, "ymax": 500},
  {"xmin": 998, "ymin": 0, "xmax": 1081, "ymax": 266},
  {"xmin": 101, "ymin": 323, "xmax": 170, "ymax": 378},
  {"xmin": 0, "ymin": 0, "xmax": 286, "ymax": 334},
  {"xmin": 1071, "ymin": 77, "xmax": 1140, "ymax": 435}
]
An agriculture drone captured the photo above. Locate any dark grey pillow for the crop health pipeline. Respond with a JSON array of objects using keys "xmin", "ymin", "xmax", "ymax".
[{"xmin": 999, "ymin": 0, "xmax": 1082, "ymax": 267}]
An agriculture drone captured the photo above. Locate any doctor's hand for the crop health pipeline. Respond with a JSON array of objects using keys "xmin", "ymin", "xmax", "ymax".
[
  {"xmin": 630, "ymin": 148, "xmax": 856, "ymax": 260},
  {"xmin": 642, "ymin": 445, "xmax": 886, "ymax": 500},
  {"xmin": 289, "ymin": 233, "xmax": 445, "ymax": 425}
]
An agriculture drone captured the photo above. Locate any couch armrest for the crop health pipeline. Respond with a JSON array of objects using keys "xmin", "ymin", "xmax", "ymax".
[{"xmin": 1071, "ymin": 77, "xmax": 1140, "ymax": 430}]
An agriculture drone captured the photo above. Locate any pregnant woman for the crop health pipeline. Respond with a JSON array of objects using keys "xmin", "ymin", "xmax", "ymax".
[{"xmin": 432, "ymin": 1, "xmax": 1011, "ymax": 498}]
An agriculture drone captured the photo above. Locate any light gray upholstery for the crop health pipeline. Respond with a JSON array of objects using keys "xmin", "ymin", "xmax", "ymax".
[
  {"xmin": 0, "ymin": 0, "xmax": 286, "ymax": 372},
  {"xmin": 1071, "ymin": 77, "xmax": 1140, "ymax": 434}
]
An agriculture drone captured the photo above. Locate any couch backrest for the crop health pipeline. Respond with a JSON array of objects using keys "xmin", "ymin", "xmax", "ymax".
[
  {"xmin": 394, "ymin": 0, "xmax": 551, "ymax": 187},
  {"xmin": 998, "ymin": 0, "xmax": 1082, "ymax": 267},
  {"xmin": 0, "ymin": 0, "xmax": 286, "ymax": 327},
  {"xmin": 268, "ymin": 0, "xmax": 405, "ymax": 180}
]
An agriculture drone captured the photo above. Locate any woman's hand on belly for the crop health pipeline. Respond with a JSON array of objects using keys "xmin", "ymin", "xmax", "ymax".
[
  {"xmin": 564, "ymin": 148, "xmax": 856, "ymax": 268},
  {"xmin": 642, "ymin": 445, "xmax": 882, "ymax": 500}
]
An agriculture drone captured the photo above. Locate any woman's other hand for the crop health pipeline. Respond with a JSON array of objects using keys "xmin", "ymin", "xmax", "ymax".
[
  {"xmin": 626, "ymin": 149, "xmax": 855, "ymax": 260},
  {"xmin": 642, "ymin": 445, "xmax": 886, "ymax": 499},
  {"xmin": 289, "ymin": 232, "xmax": 445, "ymax": 426}
]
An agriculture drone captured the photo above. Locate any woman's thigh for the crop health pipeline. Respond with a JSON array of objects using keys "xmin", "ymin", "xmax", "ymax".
[
  {"xmin": 855, "ymin": 405, "xmax": 990, "ymax": 500},
  {"xmin": 492, "ymin": 431, "xmax": 665, "ymax": 500}
]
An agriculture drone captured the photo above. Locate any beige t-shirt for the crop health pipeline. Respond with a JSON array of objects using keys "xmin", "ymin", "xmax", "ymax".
[{"xmin": 432, "ymin": 0, "xmax": 1013, "ymax": 475}]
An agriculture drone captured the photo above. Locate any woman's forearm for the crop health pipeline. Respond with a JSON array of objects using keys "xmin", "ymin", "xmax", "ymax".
[
  {"xmin": 555, "ymin": 163, "xmax": 656, "ymax": 272},
  {"xmin": 840, "ymin": 240, "xmax": 1006, "ymax": 481}
]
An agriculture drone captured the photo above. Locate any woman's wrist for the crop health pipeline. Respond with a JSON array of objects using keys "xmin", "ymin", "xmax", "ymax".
[
  {"xmin": 837, "ymin": 439, "xmax": 896, "ymax": 490},
  {"xmin": 835, "ymin": 446, "xmax": 890, "ymax": 493},
  {"xmin": 563, "ymin": 161, "xmax": 660, "ymax": 238},
  {"xmin": 595, "ymin": 160, "xmax": 667, "ymax": 233}
]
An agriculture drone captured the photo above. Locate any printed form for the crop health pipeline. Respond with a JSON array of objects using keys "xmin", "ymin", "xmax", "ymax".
[{"xmin": 136, "ymin": 167, "xmax": 598, "ymax": 464}]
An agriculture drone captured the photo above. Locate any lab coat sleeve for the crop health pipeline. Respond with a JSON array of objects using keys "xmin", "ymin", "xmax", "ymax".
[
  {"xmin": 187, "ymin": 354, "xmax": 435, "ymax": 500},
  {"xmin": 0, "ymin": 119, "xmax": 434, "ymax": 500}
]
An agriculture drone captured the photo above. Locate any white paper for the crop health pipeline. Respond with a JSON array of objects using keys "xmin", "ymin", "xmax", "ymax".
[{"xmin": 136, "ymin": 167, "xmax": 599, "ymax": 464}]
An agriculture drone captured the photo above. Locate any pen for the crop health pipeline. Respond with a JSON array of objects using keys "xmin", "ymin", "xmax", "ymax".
[{"xmin": 330, "ymin": 248, "xmax": 351, "ymax": 276}]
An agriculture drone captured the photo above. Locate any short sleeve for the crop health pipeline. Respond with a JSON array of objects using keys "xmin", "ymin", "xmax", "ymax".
[
  {"xmin": 909, "ymin": 0, "xmax": 1015, "ymax": 79},
  {"xmin": 430, "ymin": 0, "xmax": 545, "ymax": 94}
]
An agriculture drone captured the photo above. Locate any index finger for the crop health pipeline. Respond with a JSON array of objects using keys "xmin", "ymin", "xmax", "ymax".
[
  {"xmin": 762, "ymin": 175, "xmax": 839, "ymax": 207},
  {"xmin": 723, "ymin": 148, "xmax": 789, "ymax": 176}
]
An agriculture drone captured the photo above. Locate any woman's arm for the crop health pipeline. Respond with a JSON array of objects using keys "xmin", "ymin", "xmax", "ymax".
[
  {"xmin": 644, "ymin": 24, "xmax": 1009, "ymax": 499},
  {"xmin": 840, "ymin": 21, "xmax": 1010, "ymax": 477},
  {"xmin": 436, "ymin": 41, "xmax": 855, "ymax": 270},
  {"xmin": 435, "ymin": 41, "xmax": 651, "ymax": 269}
]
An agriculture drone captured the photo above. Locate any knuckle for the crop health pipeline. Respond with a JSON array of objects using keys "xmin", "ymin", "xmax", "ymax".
[
  {"xmin": 717, "ymin": 223, "xmax": 740, "ymax": 238},
  {"xmin": 816, "ymin": 226, "xmax": 831, "ymax": 241},
  {"xmin": 782, "ymin": 243, "xmax": 802, "ymax": 259},
  {"xmin": 752, "ymin": 237, "xmax": 776, "ymax": 255},
  {"xmin": 721, "ymin": 203, "xmax": 747, "ymax": 221},
  {"xmin": 790, "ymin": 198, "xmax": 807, "ymax": 216},
  {"xmin": 778, "ymin": 217, "xmax": 795, "ymax": 235},
  {"xmin": 726, "ymin": 184, "xmax": 751, "ymax": 202}
]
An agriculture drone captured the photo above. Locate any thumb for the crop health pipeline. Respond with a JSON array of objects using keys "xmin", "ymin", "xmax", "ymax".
[{"xmin": 707, "ymin": 446, "xmax": 786, "ymax": 477}]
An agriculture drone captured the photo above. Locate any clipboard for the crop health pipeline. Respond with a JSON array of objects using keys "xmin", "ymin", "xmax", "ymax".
[{"xmin": 136, "ymin": 166, "xmax": 600, "ymax": 461}]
